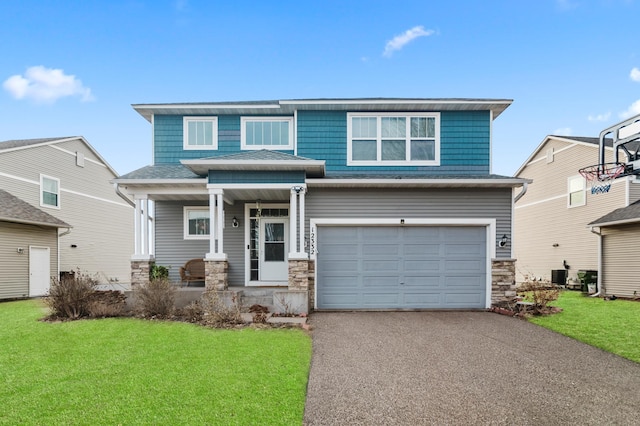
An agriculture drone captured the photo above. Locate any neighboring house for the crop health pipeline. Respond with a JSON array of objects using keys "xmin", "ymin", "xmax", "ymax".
[
  {"xmin": 0, "ymin": 137, "xmax": 135, "ymax": 299},
  {"xmin": 588, "ymin": 201, "xmax": 640, "ymax": 298},
  {"xmin": 0, "ymin": 189, "xmax": 70, "ymax": 299},
  {"xmin": 514, "ymin": 135, "xmax": 640, "ymax": 285},
  {"xmin": 115, "ymin": 98, "xmax": 528, "ymax": 312}
]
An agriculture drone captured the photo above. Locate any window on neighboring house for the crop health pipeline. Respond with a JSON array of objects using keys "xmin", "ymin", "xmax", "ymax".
[
  {"xmin": 568, "ymin": 175, "xmax": 586, "ymax": 207},
  {"xmin": 184, "ymin": 207, "xmax": 210, "ymax": 239},
  {"xmin": 183, "ymin": 117, "xmax": 218, "ymax": 150},
  {"xmin": 241, "ymin": 117, "xmax": 293, "ymax": 150},
  {"xmin": 40, "ymin": 175, "xmax": 60, "ymax": 208},
  {"xmin": 348, "ymin": 113, "xmax": 440, "ymax": 165}
]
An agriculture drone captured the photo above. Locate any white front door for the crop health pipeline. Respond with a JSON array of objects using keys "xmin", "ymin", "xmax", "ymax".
[
  {"xmin": 259, "ymin": 218, "xmax": 288, "ymax": 282},
  {"xmin": 29, "ymin": 246, "xmax": 50, "ymax": 297}
]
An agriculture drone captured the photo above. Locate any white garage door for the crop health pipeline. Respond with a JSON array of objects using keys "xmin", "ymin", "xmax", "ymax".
[{"xmin": 316, "ymin": 226, "xmax": 487, "ymax": 309}]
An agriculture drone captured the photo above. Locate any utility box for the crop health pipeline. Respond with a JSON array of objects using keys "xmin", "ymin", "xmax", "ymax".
[{"xmin": 551, "ymin": 269, "xmax": 567, "ymax": 285}]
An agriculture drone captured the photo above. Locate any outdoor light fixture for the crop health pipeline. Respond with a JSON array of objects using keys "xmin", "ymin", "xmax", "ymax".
[
  {"xmin": 232, "ymin": 217, "xmax": 239, "ymax": 228},
  {"xmin": 498, "ymin": 234, "xmax": 508, "ymax": 247}
]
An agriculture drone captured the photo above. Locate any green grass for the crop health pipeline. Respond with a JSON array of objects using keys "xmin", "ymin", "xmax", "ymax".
[
  {"xmin": 529, "ymin": 291, "xmax": 640, "ymax": 363},
  {"xmin": 0, "ymin": 300, "xmax": 311, "ymax": 425}
]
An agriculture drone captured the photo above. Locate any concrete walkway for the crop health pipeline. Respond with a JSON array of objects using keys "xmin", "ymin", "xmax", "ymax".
[{"xmin": 303, "ymin": 312, "xmax": 640, "ymax": 425}]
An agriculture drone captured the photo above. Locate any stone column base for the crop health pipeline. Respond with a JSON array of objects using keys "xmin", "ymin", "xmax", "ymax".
[
  {"xmin": 205, "ymin": 259, "xmax": 228, "ymax": 291},
  {"xmin": 288, "ymin": 259, "xmax": 309, "ymax": 290},
  {"xmin": 131, "ymin": 260, "xmax": 153, "ymax": 288},
  {"xmin": 491, "ymin": 259, "xmax": 517, "ymax": 307}
]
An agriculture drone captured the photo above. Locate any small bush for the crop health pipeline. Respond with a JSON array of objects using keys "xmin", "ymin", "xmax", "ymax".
[
  {"xmin": 45, "ymin": 272, "xmax": 98, "ymax": 319},
  {"xmin": 133, "ymin": 278, "xmax": 176, "ymax": 319},
  {"xmin": 150, "ymin": 264, "xmax": 170, "ymax": 281},
  {"xmin": 518, "ymin": 280, "xmax": 560, "ymax": 315},
  {"xmin": 201, "ymin": 290, "xmax": 244, "ymax": 327},
  {"xmin": 88, "ymin": 290, "xmax": 127, "ymax": 318},
  {"xmin": 180, "ymin": 300, "xmax": 204, "ymax": 323}
]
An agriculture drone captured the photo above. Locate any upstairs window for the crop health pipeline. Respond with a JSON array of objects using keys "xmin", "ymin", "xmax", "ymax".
[
  {"xmin": 568, "ymin": 175, "xmax": 586, "ymax": 207},
  {"xmin": 183, "ymin": 117, "xmax": 218, "ymax": 150},
  {"xmin": 241, "ymin": 117, "xmax": 293, "ymax": 150},
  {"xmin": 348, "ymin": 113, "xmax": 440, "ymax": 165},
  {"xmin": 40, "ymin": 175, "xmax": 60, "ymax": 208},
  {"xmin": 184, "ymin": 207, "xmax": 210, "ymax": 239}
]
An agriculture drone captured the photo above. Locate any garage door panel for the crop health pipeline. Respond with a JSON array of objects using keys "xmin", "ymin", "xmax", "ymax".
[
  {"xmin": 362, "ymin": 292, "xmax": 399, "ymax": 306},
  {"xmin": 327, "ymin": 260, "xmax": 360, "ymax": 272},
  {"xmin": 404, "ymin": 260, "xmax": 440, "ymax": 272},
  {"xmin": 444, "ymin": 292, "xmax": 484, "ymax": 305},
  {"xmin": 402, "ymin": 292, "xmax": 442, "ymax": 306},
  {"xmin": 404, "ymin": 243, "xmax": 441, "ymax": 255},
  {"xmin": 403, "ymin": 276, "xmax": 440, "ymax": 287},
  {"xmin": 363, "ymin": 260, "xmax": 400, "ymax": 271},
  {"xmin": 445, "ymin": 260, "xmax": 483, "ymax": 271},
  {"xmin": 363, "ymin": 277, "xmax": 399, "ymax": 287},
  {"xmin": 363, "ymin": 244, "xmax": 399, "ymax": 256},
  {"xmin": 317, "ymin": 225, "xmax": 487, "ymax": 309},
  {"xmin": 445, "ymin": 244, "xmax": 485, "ymax": 255}
]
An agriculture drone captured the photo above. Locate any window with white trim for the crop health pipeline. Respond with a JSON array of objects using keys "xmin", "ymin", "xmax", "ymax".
[
  {"xmin": 241, "ymin": 117, "xmax": 293, "ymax": 150},
  {"xmin": 568, "ymin": 175, "xmax": 586, "ymax": 207},
  {"xmin": 183, "ymin": 117, "xmax": 218, "ymax": 150},
  {"xmin": 40, "ymin": 175, "xmax": 60, "ymax": 208},
  {"xmin": 347, "ymin": 113, "xmax": 440, "ymax": 165},
  {"xmin": 184, "ymin": 207, "xmax": 210, "ymax": 239}
]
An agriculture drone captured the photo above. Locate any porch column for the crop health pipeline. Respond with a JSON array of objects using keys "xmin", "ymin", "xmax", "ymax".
[
  {"xmin": 205, "ymin": 188, "xmax": 226, "ymax": 260},
  {"xmin": 289, "ymin": 187, "xmax": 298, "ymax": 253},
  {"xmin": 298, "ymin": 187, "xmax": 306, "ymax": 256},
  {"xmin": 132, "ymin": 195, "xmax": 153, "ymax": 261}
]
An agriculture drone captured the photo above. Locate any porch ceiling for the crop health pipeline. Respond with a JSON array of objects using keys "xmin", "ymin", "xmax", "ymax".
[{"xmin": 118, "ymin": 182, "xmax": 291, "ymax": 203}]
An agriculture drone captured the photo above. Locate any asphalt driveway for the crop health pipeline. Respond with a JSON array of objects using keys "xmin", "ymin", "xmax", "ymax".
[{"xmin": 303, "ymin": 312, "xmax": 640, "ymax": 425}]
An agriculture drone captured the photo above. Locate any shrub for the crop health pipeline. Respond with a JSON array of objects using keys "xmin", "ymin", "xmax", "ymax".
[
  {"xmin": 88, "ymin": 290, "xmax": 127, "ymax": 318},
  {"xmin": 150, "ymin": 263, "xmax": 170, "ymax": 281},
  {"xmin": 180, "ymin": 300, "xmax": 204, "ymax": 323},
  {"xmin": 45, "ymin": 272, "xmax": 98, "ymax": 319},
  {"xmin": 200, "ymin": 290, "xmax": 244, "ymax": 327},
  {"xmin": 133, "ymin": 278, "xmax": 176, "ymax": 319},
  {"xmin": 518, "ymin": 280, "xmax": 560, "ymax": 315}
]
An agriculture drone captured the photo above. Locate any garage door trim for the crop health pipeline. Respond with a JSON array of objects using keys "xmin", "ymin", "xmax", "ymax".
[{"xmin": 310, "ymin": 218, "xmax": 497, "ymax": 310}]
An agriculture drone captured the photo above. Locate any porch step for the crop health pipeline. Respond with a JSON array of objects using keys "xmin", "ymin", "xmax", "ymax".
[{"xmin": 241, "ymin": 295, "xmax": 274, "ymax": 309}]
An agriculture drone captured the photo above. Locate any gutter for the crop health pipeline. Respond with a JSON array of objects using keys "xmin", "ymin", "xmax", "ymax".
[
  {"xmin": 589, "ymin": 226, "xmax": 603, "ymax": 297},
  {"xmin": 114, "ymin": 183, "xmax": 135, "ymax": 207},
  {"xmin": 513, "ymin": 181, "xmax": 529, "ymax": 203}
]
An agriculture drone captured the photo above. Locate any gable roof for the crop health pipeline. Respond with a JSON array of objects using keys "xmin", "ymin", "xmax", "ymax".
[
  {"xmin": 0, "ymin": 136, "xmax": 121, "ymax": 177},
  {"xmin": 0, "ymin": 189, "xmax": 71, "ymax": 228},
  {"xmin": 589, "ymin": 199, "xmax": 640, "ymax": 227},
  {"xmin": 514, "ymin": 135, "xmax": 614, "ymax": 177},
  {"xmin": 132, "ymin": 98, "xmax": 513, "ymax": 122}
]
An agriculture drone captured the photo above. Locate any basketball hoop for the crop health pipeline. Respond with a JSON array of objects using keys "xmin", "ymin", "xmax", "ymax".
[{"xmin": 578, "ymin": 162, "xmax": 626, "ymax": 194}]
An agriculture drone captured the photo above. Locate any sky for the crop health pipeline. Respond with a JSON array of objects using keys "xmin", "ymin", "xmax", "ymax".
[{"xmin": 2, "ymin": 0, "xmax": 640, "ymax": 177}]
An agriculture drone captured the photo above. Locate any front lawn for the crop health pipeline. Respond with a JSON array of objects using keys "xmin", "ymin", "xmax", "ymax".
[
  {"xmin": 528, "ymin": 291, "xmax": 640, "ymax": 363},
  {"xmin": 0, "ymin": 299, "xmax": 311, "ymax": 425}
]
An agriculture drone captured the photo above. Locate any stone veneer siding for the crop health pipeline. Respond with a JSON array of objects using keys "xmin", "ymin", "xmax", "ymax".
[
  {"xmin": 288, "ymin": 259, "xmax": 309, "ymax": 289},
  {"xmin": 131, "ymin": 260, "xmax": 152, "ymax": 287},
  {"xmin": 205, "ymin": 260, "xmax": 228, "ymax": 290},
  {"xmin": 491, "ymin": 259, "xmax": 517, "ymax": 306},
  {"xmin": 307, "ymin": 260, "xmax": 315, "ymax": 311}
]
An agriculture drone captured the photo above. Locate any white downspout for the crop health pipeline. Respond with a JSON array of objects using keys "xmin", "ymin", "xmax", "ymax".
[
  {"xmin": 514, "ymin": 182, "xmax": 529, "ymax": 203},
  {"xmin": 589, "ymin": 226, "xmax": 603, "ymax": 297}
]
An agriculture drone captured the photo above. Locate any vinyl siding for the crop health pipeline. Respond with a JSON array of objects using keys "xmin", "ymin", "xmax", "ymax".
[
  {"xmin": 628, "ymin": 179, "xmax": 640, "ymax": 204},
  {"xmin": 0, "ymin": 140, "xmax": 133, "ymax": 284},
  {"xmin": 154, "ymin": 201, "xmax": 245, "ymax": 285},
  {"xmin": 305, "ymin": 188, "xmax": 512, "ymax": 258},
  {"xmin": 0, "ymin": 222, "xmax": 58, "ymax": 299},
  {"xmin": 154, "ymin": 110, "xmax": 492, "ymax": 174},
  {"xmin": 601, "ymin": 223, "xmax": 640, "ymax": 298},
  {"xmin": 514, "ymin": 139, "xmax": 626, "ymax": 282}
]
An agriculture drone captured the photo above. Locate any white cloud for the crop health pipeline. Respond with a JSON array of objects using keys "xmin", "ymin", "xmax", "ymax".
[
  {"xmin": 383, "ymin": 26, "xmax": 434, "ymax": 57},
  {"xmin": 3, "ymin": 66, "xmax": 94, "ymax": 103},
  {"xmin": 630, "ymin": 67, "xmax": 640, "ymax": 82},
  {"xmin": 553, "ymin": 127, "xmax": 572, "ymax": 136},
  {"xmin": 620, "ymin": 99, "xmax": 640, "ymax": 119},
  {"xmin": 588, "ymin": 112, "xmax": 611, "ymax": 122}
]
